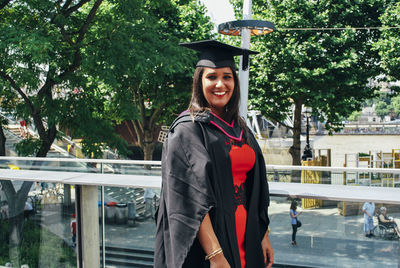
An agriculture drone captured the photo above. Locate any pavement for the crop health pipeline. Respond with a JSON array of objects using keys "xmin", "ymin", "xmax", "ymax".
[{"xmin": 34, "ymin": 196, "xmax": 400, "ymax": 268}]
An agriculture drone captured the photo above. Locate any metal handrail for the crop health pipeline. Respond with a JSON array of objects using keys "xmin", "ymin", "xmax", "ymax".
[
  {"xmin": 2, "ymin": 156, "xmax": 400, "ymax": 174},
  {"xmin": 1, "ymin": 157, "xmax": 400, "ymax": 204}
]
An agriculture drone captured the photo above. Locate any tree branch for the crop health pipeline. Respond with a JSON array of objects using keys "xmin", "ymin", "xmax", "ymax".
[
  {"xmin": 61, "ymin": 0, "xmax": 73, "ymax": 11},
  {"xmin": 149, "ymin": 106, "xmax": 165, "ymax": 128},
  {"xmin": 60, "ymin": 26, "xmax": 74, "ymax": 46},
  {"xmin": 38, "ymin": 67, "xmax": 56, "ymax": 97},
  {"xmin": 137, "ymin": 88, "xmax": 146, "ymax": 123},
  {"xmin": 1, "ymin": 180, "xmax": 16, "ymax": 200},
  {"xmin": 63, "ymin": 0, "xmax": 91, "ymax": 18},
  {"xmin": 0, "ymin": 71, "xmax": 36, "ymax": 114},
  {"xmin": 57, "ymin": 0, "xmax": 103, "ymax": 81},
  {"xmin": 76, "ymin": 0, "xmax": 103, "ymax": 44},
  {"xmin": 132, "ymin": 120, "xmax": 143, "ymax": 147}
]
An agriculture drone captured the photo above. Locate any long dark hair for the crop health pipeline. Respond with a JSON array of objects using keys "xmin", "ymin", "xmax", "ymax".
[
  {"xmin": 290, "ymin": 200, "xmax": 298, "ymax": 211},
  {"xmin": 188, "ymin": 67, "xmax": 248, "ymax": 135}
]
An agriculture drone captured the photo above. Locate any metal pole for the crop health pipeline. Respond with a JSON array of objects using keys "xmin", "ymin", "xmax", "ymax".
[
  {"xmin": 101, "ymin": 186, "xmax": 105, "ymax": 268},
  {"xmin": 239, "ymin": 0, "xmax": 252, "ymax": 119},
  {"xmin": 306, "ymin": 116, "xmax": 310, "ymax": 148}
]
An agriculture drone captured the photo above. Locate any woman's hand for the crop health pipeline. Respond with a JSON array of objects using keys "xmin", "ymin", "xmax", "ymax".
[
  {"xmin": 261, "ymin": 231, "xmax": 274, "ymax": 268},
  {"xmin": 209, "ymin": 253, "xmax": 231, "ymax": 268}
]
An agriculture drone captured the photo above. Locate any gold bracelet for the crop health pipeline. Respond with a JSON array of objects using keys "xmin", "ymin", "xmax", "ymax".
[
  {"xmin": 267, "ymin": 226, "xmax": 271, "ymax": 234},
  {"xmin": 205, "ymin": 247, "xmax": 223, "ymax": 261}
]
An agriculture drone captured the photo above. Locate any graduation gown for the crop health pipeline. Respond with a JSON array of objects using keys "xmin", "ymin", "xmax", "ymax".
[{"xmin": 155, "ymin": 111, "xmax": 270, "ymax": 268}]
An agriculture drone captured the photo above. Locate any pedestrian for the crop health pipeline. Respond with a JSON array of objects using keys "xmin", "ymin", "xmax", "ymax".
[
  {"xmin": 155, "ymin": 40, "xmax": 273, "ymax": 268},
  {"xmin": 19, "ymin": 120, "xmax": 29, "ymax": 138},
  {"xmin": 67, "ymin": 142, "xmax": 76, "ymax": 157},
  {"xmin": 70, "ymin": 213, "xmax": 77, "ymax": 247},
  {"xmin": 24, "ymin": 201, "xmax": 34, "ymax": 220},
  {"xmin": 362, "ymin": 201, "xmax": 375, "ymax": 238},
  {"xmin": 290, "ymin": 200, "xmax": 302, "ymax": 246},
  {"xmin": 1, "ymin": 201, "xmax": 9, "ymax": 220}
]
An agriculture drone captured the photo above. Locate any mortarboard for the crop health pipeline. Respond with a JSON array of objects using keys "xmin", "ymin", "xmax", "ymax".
[{"xmin": 180, "ymin": 40, "xmax": 258, "ymax": 71}]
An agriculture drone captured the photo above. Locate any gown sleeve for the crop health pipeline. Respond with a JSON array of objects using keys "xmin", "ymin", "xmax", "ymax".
[{"xmin": 155, "ymin": 121, "xmax": 216, "ymax": 268}]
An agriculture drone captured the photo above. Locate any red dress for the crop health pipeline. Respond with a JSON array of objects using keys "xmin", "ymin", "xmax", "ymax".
[{"xmin": 229, "ymin": 143, "xmax": 256, "ymax": 268}]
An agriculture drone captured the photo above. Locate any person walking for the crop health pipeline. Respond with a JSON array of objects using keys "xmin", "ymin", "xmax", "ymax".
[
  {"xmin": 70, "ymin": 213, "xmax": 77, "ymax": 248},
  {"xmin": 155, "ymin": 40, "xmax": 273, "ymax": 268},
  {"xmin": 290, "ymin": 200, "xmax": 302, "ymax": 246},
  {"xmin": 362, "ymin": 201, "xmax": 375, "ymax": 238}
]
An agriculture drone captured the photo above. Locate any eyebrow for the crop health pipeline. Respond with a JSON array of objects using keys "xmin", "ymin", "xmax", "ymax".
[{"xmin": 205, "ymin": 71, "xmax": 233, "ymax": 75}]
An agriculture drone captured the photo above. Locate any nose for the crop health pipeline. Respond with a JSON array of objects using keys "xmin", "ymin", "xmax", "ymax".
[{"xmin": 216, "ymin": 79, "xmax": 224, "ymax": 88}]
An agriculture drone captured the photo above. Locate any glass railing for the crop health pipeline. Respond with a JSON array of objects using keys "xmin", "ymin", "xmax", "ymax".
[{"xmin": 0, "ymin": 157, "xmax": 399, "ymax": 268}]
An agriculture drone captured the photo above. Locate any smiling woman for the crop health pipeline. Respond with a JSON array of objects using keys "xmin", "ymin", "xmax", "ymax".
[
  {"xmin": 201, "ymin": 67, "xmax": 235, "ymax": 118},
  {"xmin": 155, "ymin": 40, "xmax": 274, "ymax": 268}
]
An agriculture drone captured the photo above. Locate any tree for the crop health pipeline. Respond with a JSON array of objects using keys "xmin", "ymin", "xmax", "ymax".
[
  {"xmin": 375, "ymin": 2, "xmax": 400, "ymax": 86},
  {"xmin": 391, "ymin": 96, "xmax": 400, "ymax": 118},
  {"xmin": 348, "ymin": 111, "xmax": 361, "ymax": 122},
  {"xmin": 232, "ymin": 0, "xmax": 387, "ymax": 166},
  {"xmin": 0, "ymin": 1, "xmax": 128, "ymax": 265},
  {"xmin": 84, "ymin": 0, "xmax": 214, "ymax": 161},
  {"xmin": 375, "ymin": 101, "xmax": 390, "ymax": 119}
]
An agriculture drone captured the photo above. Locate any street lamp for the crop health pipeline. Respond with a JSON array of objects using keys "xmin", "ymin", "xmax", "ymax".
[
  {"xmin": 217, "ymin": 0, "xmax": 275, "ymax": 119},
  {"xmin": 302, "ymin": 108, "xmax": 313, "ymax": 161}
]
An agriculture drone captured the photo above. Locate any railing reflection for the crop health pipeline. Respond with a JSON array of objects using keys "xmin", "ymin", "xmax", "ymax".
[{"xmin": 0, "ymin": 157, "xmax": 399, "ymax": 268}]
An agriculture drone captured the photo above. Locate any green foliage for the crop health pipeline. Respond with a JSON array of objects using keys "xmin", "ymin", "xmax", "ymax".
[
  {"xmin": 391, "ymin": 96, "xmax": 400, "ymax": 116},
  {"xmin": 240, "ymin": 0, "xmax": 385, "ymax": 127},
  {"xmin": 375, "ymin": 100, "xmax": 390, "ymax": 119},
  {"xmin": 83, "ymin": 0, "xmax": 214, "ymax": 125},
  {"xmin": 14, "ymin": 137, "xmax": 42, "ymax": 156},
  {"xmin": 0, "ymin": 219, "xmax": 76, "ymax": 268},
  {"xmin": 231, "ymin": 0, "xmax": 388, "ymax": 164},
  {"xmin": 348, "ymin": 111, "xmax": 361, "ymax": 122},
  {"xmin": 0, "ymin": 0, "xmax": 130, "ymax": 158},
  {"xmin": 374, "ymin": 2, "xmax": 400, "ymax": 86}
]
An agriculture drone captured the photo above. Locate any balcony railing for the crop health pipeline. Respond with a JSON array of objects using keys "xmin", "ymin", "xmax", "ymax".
[{"xmin": 0, "ymin": 156, "xmax": 399, "ymax": 268}]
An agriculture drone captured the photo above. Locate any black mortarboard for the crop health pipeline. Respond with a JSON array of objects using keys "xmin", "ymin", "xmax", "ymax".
[{"xmin": 180, "ymin": 40, "xmax": 258, "ymax": 71}]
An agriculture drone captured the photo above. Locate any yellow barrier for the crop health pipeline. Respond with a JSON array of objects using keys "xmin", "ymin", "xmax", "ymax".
[{"xmin": 301, "ymin": 160, "xmax": 323, "ymax": 209}]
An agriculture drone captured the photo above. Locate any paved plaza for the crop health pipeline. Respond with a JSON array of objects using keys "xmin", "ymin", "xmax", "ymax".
[{"xmin": 37, "ymin": 196, "xmax": 399, "ymax": 267}]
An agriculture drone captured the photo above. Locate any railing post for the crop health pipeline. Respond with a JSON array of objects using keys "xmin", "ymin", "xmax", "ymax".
[{"xmin": 79, "ymin": 185, "xmax": 100, "ymax": 267}]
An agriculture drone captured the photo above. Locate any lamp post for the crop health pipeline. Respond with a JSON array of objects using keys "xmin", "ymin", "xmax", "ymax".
[
  {"xmin": 302, "ymin": 108, "xmax": 313, "ymax": 161},
  {"xmin": 218, "ymin": 0, "xmax": 275, "ymax": 119}
]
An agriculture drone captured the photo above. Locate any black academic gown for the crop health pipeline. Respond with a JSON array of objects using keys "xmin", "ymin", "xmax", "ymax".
[{"xmin": 155, "ymin": 111, "xmax": 270, "ymax": 268}]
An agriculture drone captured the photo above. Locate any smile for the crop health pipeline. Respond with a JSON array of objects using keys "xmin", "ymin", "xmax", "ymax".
[{"xmin": 213, "ymin": 92, "xmax": 227, "ymax": 96}]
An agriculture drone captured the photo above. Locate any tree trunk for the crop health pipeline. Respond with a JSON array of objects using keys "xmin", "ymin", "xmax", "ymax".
[
  {"xmin": 142, "ymin": 129, "xmax": 155, "ymax": 162},
  {"xmin": 6, "ymin": 191, "xmax": 26, "ymax": 268},
  {"xmin": 9, "ymin": 213, "xmax": 25, "ymax": 268},
  {"xmin": 289, "ymin": 98, "xmax": 304, "ymax": 182},
  {"xmin": 0, "ymin": 119, "xmax": 51, "ymax": 266}
]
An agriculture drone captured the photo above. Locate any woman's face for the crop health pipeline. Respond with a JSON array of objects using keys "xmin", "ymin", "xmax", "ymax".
[{"xmin": 201, "ymin": 67, "xmax": 235, "ymax": 117}]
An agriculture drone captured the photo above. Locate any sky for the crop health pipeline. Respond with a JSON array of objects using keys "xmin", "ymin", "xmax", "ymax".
[{"xmin": 200, "ymin": 0, "xmax": 235, "ymax": 27}]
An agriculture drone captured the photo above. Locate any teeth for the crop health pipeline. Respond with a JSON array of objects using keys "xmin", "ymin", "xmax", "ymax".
[{"xmin": 214, "ymin": 92, "xmax": 226, "ymax": 96}]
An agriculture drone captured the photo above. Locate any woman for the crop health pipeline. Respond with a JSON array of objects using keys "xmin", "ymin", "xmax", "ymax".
[
  {"xmin": 155, "ymin": 40, "xmax": 274, "ymax": 268},
  {"xmin": 378, "ymin": 207, "xmax": 400, "ymax": 238},
  {"xmin": 290, "ymin": 200, "xmax": 302, "ymax": 246}
]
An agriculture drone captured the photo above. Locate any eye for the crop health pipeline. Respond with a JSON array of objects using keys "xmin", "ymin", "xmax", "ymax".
[
  {"xmin": 224, "ymin": 75, "xmax": 233, "ymax": 80},
  {"xmin": 206, "ymin": 75, "xmax": 217, "ymax": 80}
]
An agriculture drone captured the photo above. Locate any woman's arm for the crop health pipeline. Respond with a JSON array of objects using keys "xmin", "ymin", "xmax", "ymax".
[
  {"xmin": 379, "ymin": 214, "xmax": 391, "ymax": 223},
  {"xmin": 198, "ymin": 213, "xmax": 231, "ymax": 267},
  {"xmin": 290, "ymin": 211, "xmax": 302, "ymax": 218},
  {"xmin": 261, "ymin": 229, "xmax": 274, "ymax": 268}
]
